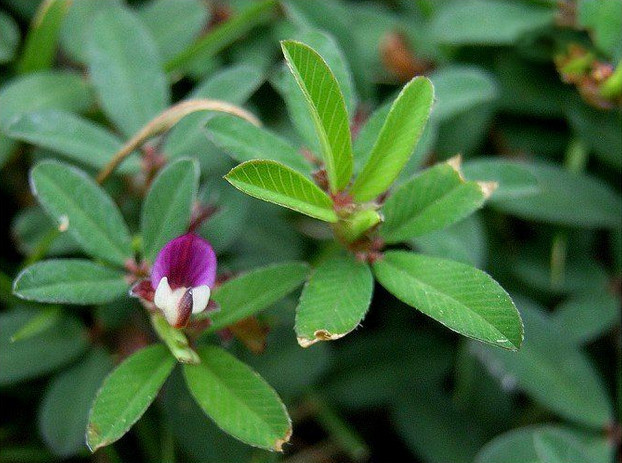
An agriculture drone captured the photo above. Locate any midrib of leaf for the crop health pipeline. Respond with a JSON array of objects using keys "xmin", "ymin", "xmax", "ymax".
[
  {"xmin": 37, "ymin": 171, "xmax": 128, "ymax": 263},
  {"xmin": 382, "ymin": 259, "xmax": 511, "ymax": 342},
  {"xmin": 94, "ymin": 356, "xmax": 173, "ymax": 445},
  {"xmin": 195, "ymin": 359, "xmax": 287, "ymax": 438},
  {"xmin": 20, "ymin": 278, "xmax": 124, "ymax": 293}
]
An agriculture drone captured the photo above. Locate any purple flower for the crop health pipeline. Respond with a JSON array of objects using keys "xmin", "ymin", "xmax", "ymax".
[{"xmin": 146, "ymin": 233, "xmax": 217, "ymax": 328}]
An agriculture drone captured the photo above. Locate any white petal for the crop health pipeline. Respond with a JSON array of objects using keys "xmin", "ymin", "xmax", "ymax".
[
  {"xmin": 154, "ymin": 277, "xmax": 186, "ymax": 325},
  {"xmin": 191, "ymin": 285, "xmax": 211, "ymax": 314}
]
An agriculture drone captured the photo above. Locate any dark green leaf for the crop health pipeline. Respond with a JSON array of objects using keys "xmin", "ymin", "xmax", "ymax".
[
  {"xmin": 431, "ymin": 0, "xmax": 554, "ymax": 45},
  {"xmin": 493, "ymin": 162, "xmax": 622, "ymax": 228},
  {"xmin": 471, "ymin": 297, "xmax": 613, "ymax": 427},
  {"xmin": 6, "ymin": 110, "xmax": 139, "ymax": 173},
  {"xmin": 0, "ymin": 310, "xmax": 88, "ymax": 385},
  {"xmin": 17, "ymin": 0, "xmax": 70, "ymax": 74},
  {"xmin": 462, "ymin": 158, "xmax": 539, "ymax": 201},
  {"xmin": 141, "ymin": 158, "xmax": 199, "ymax": 262},
  {"xmin": 31, "ymin": 161, "xmax": 133, "ymax": 266},
  {"xmin": 0, "ymin": 11, "xmax": 20, "ymax": 64},
  {"xmin": 87, "ymin": 5, "xmax": 169, "ymax": 138},
  {"xmin": 39, "ymin": 349, "xmax": 113, "ymax": 457},
  {"xmin": 205, "ymin": 114, "xmax": 312, "ymax": 174},
  {"xmin": 14, "ymin": 259, "xmax": 127, "ymax": 304},
  {"xmin": 137, "ymin": 0, "xmax": 209, "ymax": 63},
  {"xmin": 0, "ymin": 71, "xmax": 93, "ymax": 131}
]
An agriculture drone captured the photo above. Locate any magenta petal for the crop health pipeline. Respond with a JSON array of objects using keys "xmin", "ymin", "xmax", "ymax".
[{"xmin": 151, "ymin": 233, "xmax": 217, "ymax": 289}]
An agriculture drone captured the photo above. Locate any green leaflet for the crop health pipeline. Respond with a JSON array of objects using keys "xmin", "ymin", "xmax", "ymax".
[
  {"xmin": 13, "ymin": 259, "xmax": 127, "ymax": 304},
  {"xmin": 381, "ymin": 160, "xmax": 492, "ymax": 243},
  {"xmin": 87, "ymin": 4, "xmax": 169, "ymax": 138},
  {"xmin": 471, "ymin": 297, "xmax": 613, "ymax": 428},
  {"xmin": 350, "ymin": 77, "xmax": 433, "ymax": 202},
  {"xmin": 205, "ymin": 114, "xmax": 312, "ymax": 175},
  {"xmin": 39, "ymin": 349, "xmax": 113, "ymax": 457},
  {"xmin": 6, "ymin": 109, "xmax": 139, "ymax": 174},
  {"xmin": 295, "ymin": 254, "xmax": 373, "ymax": 347},
  {"xmin": 17, "ymin": 0, "xmax": 70, "ymax": 74},
  {"xmin": 225, "ymin": 160, "xmax": 338, "ymax": 222},
  {"xmin": 30, "ymin": 161, "xmax": 133, "ymax": 266},
  {"xmin": 210, "ymin": 262, "xmax": 309, "ymax": 331},
  {"xmin": 0, "ymin": 71, "xmax": 94, "ymax": 131},
  {"xmin": 183, "ymin": 345, "xmax": 291, "ymax": 451},
  {"xmin": 141, "ymin": 158, "xmax": 199, "ymax": 263},
  {"xmin": 281, "ymin": 40, "xmax": 353, "ymax": 192},
  {"xmin": 373, "ymin": 251, "xmax": 523, "ymax": 350},
  {"xmin": 87, "ymin": 344, "xmax": 176, "ymax": 451}
]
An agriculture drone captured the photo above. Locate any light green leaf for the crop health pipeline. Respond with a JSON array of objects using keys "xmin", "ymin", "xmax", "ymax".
[
  {"xmin": 552, "ymin": 291, "xmax": 621, "ymax": 345},
  {"xmin": 462, "ymin": 158, "xmax": 539, "ymax": 201},
  {"xmin": 165, "ymin": 0, "xmax": 277, "ymax": 74},
  {"xmin": 431, "ymin": 0, "xmax": 554, "ymax": 45},
  {"xmin": 350, "ymin": 77, "xmax": 433, "ymax": 201},
  {"xmin": 0, "ymin": 310, "xmax": 88, "ymax": 385},
  {"xmin": 0, "ymin": 12, "xmax": 20, "ymax": 64},
  {"xmin": 373, "ymin": 251, "xmax": 523, "ymax": 350},
  {"xmin": 381, "ymin": 160, "xmax": 492, "ymax": 243},
  {"xmin": 13, "ymin": 259, "xmax": 127, "ymax": 305},
  {"xmin": 210, "ymin": 262, "xmax": 309, "ymax": 331},
  {"xmin": 6, "ymin": 110, "xmax": 139, "ymax": 173},
  {"xmin": 493, "ymin": 162, "xmax": 622, "ymax": 228},
  {"xmin": 137, "ymin": 0, "xmax": 209, "ymax": 63},
  {"xmin": 0, "ymin": 71, "xmax": 93, "ymax": 131},
  {"xmin": 225, "ymin": 160, "xmax": 338, "ymax": 222},
  {"xmin": 17, "ymin": 0, "xmax": 70, "ymax": 74},
  {"xmin": 475, "ymin": 425, "xmax": 604, "ymax": 463},
  {"xmin": 31, "ymin": 161, "xmax": 133, "ymax": 266},
  {"xmin": 87, "ymin": 5, "xmax": 169, "ymax": 138},
  {"xmin": 87, "ymin": 344, "xmax": 176, "ymax": 452},
  {"xmin": 141, "ymin": 158, "xmax": 199, "ymax": 263},
  {"xmin": 295, "ymin": 254, "xmax": 373, "ymax": 347},
  {"xmin": 183, "ymin": 345, "xmax": 291, "ymax": 451},
  {"xmin": 471, "ymin": 297, "xmax": 613, "ymax": 427},
  {"xmin": 353, "ymin": 101, "xmax": 391, "ymax": 172},
  {"xmin": 430, "ymin": 66, "xmax": 499, "ymax": 122},
  {"xmin": 205, "ymin": 114, "xmax": 312, "ymax": 174},
  {"xmin": 39, "ymin": 349, "xmax": 113, "ymax": 457},
  {"xmin": 281, "ymin": 40, "xmax": 353, "ymax": 192}
]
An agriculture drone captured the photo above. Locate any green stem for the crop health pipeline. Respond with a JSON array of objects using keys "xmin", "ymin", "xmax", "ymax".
[
  {"xmin": 150, "ymin": 313, "xmax": 200, "ymax": 364},
  {"xmin": 160, "ymin": 420, "xmax": 175, "ymax": 463},
  {"xmin": 305, "ymin": 392, "xmax": 369, "ymax": 462}
]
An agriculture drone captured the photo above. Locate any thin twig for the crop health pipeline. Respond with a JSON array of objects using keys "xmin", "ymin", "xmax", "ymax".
[{"xmin": 96, "ymin": 99, "xmax": 260, "ymax": 184}]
